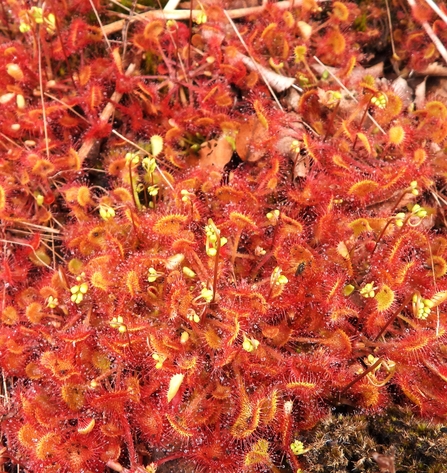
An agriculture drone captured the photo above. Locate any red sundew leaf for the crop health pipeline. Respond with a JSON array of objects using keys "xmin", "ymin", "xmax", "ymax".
[
  {"xmin": 78, "ymin": 417, "xmax": 96, "ymax": 435},
  {"xmin": 90, "ymin": 390, "xmax": 130, "ymax": 412},
  {"xmin": 83, "ymin": 121, "xmax": 112, "ymax": 141},
  {"xmin": 59, "ymin": 434, "xmax": 98, "ymax": 471},
  {"xmin": 28, "ymin": 232, "xmax": 41, "ymax": 251},
  {"xmin": 0, "ymin": 256, "xmax": 30, "ymax": 287},
  {"xmin": 100, "ymin": 337, "xmax": 131, "ymax": 358},
  {"xmin": 59, "ymin": 325, "xmax": 93, "ymax": 343},
  {"xmin": 114, "ymin": 100, "xmax": 145, "ymax": 132},
  {"xmin": 65, "ymin": 19, "xmax": 103, "ymax": 55},
  {"xmin": 101, "ymin": 420, "xmax": 124, "ymax": 438},
  {"xmin": 83, "ymin": 83, "xmax": 105, "ymax": 112}
]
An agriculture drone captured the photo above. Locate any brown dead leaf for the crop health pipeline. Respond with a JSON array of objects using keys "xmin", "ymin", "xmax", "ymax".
[
  {"xmin": 418, "ymin": 62, "xmax": 447, "ymax": 76},
  {"xmin": 415, "ymin": 78, "xmax": 427, "ymax": 110},
  {"xmin": 312, "ymin": 61, "xmax": 384, "ymax": 85},
  {"xmin": 198, "ymin": 136, "xmax": 233, "ymax": 171},
  {"xmin": 235, "ymin": 116, "xmax": 270, "ymax": 162},
  {"xmin": 391, "ymin": 77, "xmax": 413, "ymax": 109},
  {"xmin": 426, "ymin": 78, "xmax": 447, "ymax": 103},
  {"xmin": 372, "ymin": 446, "xmax": 395, "ymax": 473},
  {"xmin": 275, "ymin": 132, "xmax": 308, "ymax": 179},
  {"xmin": 234, "ymin": 52, "xmax": 296, "ymax": 93}
]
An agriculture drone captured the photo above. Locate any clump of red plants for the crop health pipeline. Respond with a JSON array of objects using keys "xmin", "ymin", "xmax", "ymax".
[{"xmin": 1, "ymin": 0, "xmax": 447, "ymax": 472}]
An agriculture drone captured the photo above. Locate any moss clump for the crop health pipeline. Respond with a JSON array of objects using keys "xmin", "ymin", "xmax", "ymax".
[{"xmin": 300, "ymin": 407, "xmax": 447, "ymax": 472}]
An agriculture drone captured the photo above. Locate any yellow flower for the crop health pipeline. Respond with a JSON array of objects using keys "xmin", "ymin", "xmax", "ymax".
[
  {"xmin": 242, "ymin": 334, "xmax": 259, "ymax": 352},
  {"xmin": 70, "ymin": 280, "xmax": 88, "ymax": 304}
]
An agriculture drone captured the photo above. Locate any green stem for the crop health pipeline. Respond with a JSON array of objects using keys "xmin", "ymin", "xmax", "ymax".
[
  {"xmin": 128, "ymin": 160, "xmax": 141, "ymax": 211},
  {"xmin": 211, "ymin": 236, "xmax": 221, "ymax": 304}
]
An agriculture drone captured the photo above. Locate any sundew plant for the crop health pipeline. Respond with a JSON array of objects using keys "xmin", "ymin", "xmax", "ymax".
[{"xmin": 1, "ymin": 0, "xmax": 447, "ymax": 472}]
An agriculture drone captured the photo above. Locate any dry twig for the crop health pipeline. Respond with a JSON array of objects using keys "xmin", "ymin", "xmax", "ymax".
[{"xmin": 103, "ymin": 0, "xmax": 305, "ymax": 35}]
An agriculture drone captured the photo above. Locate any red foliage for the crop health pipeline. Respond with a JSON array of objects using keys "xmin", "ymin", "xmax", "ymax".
[{"xmin": 2, "ymin": 1, "xmax": 447, "ymax": 472}]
